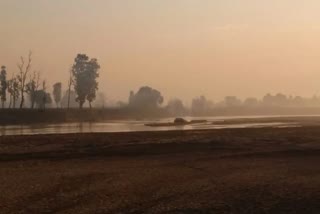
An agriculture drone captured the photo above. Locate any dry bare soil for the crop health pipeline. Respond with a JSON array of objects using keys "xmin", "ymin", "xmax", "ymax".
[{"xmin": 1, "ymin": 127, "xmax": 320, "ymax": 213}]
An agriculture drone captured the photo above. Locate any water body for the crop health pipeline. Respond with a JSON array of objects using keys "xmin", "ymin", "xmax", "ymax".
[{"xmin": 0, "ymin": 116, "xmax": 302, "ymax": 136}]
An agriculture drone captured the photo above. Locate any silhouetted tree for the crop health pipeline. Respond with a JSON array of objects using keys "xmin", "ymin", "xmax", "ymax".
[
  {"xmin": 191, "ymin": 96, "xmax": 213, "ymax": 115},
  {"xmin": 129, "ymin": 86, "xmax": 164, "ymax": 109},
  {"xmin": 0, "ymin": 66, "xmax": 7, "ymax": 108},
  {"xmin": 67, "ymin": 67, "xmax": 73, "ymax": 109},
  {"xmin": 32, "ymin": 80, "xmax": 52, "ymax": 110},
  {"xmin": 224, "ymin": 96, "xmax": 242, "ymax": 107},
  {"xmin": 53, "ymin": 82, "xmax": 62, "ymax": 108},
  {"xmin": 166, "ymin": 98, "xmax": 185, "ymax": 116},
  {"xmin": 243, "ymin": 97, "xmax": 259, "ymax": 107},
  {"xmin": 34, "ymin": 90, "xmax": 52, "ymax": 109},
  {"xmin": 7, "ymin": 76, "xmax": 20, "ymax": 108},
  {"xmin": 71, "ymin": 54, "xmax": 100, "ymax": 108},
  {"xmin": 17, "ymin": 51, "xmax": 32, "ymax": 108},
  {"xmin": 274, "ymin": 93, "xmax": 288, "ymax": 106},
  {"xmin": 291, "ymin": 96, "xmax": 304, "ymax": 107},
  {"xmin": 262, "ymin": 93, "xmax": 288, "ymax": 106},
  {"xmin": 87, "ymin": 87, "xmax": 96, "ymax": 109},
  {"xmin": 26, "ymin": 70, "xmax": 41, "ymax": 109}
]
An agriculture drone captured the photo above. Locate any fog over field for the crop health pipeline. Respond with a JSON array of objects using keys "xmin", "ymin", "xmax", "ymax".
[
  {"xmin": 2, "ymin": 0, "xmax": 320, "ymax": 104},
  {"xmin": 3, "ymin": 2, "xmax": 320, "ymax": 214}
]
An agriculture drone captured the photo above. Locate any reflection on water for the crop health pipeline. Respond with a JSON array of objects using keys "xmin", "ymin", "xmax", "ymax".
[{"xmin": 0, "ymin": 116, "xmax": 301, "ymax": 136}]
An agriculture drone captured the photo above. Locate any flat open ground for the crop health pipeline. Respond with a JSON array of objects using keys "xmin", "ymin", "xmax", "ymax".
[{"xmin": 1, "ymin": 126, "xmax": 320, "ymax": 213}]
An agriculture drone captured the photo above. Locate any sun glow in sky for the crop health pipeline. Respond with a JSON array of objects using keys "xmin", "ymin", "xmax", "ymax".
[{"xmin": 1, "ymin": 0, "xmax": 320, "ymax": 103}]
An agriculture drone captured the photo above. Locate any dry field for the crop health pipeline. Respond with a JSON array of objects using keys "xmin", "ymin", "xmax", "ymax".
[{"xmin": 1, "ymin": 127, "xmax": 320, "ymax": 213}]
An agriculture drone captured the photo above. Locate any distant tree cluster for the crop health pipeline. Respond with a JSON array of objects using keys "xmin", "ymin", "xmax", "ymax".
[
  {"xmin": 191, "ymin": 96, "xmax": 214, "ymax": 115},
  {"xmin": 166, "ymin": 98, "xmax": 186, "ymax": 116},
  {"xmin": 0, "ymin": 51, "xmax": 53, "ymax": 109},
  {"xmin": 1, "ymin": 52, "xmax": 102, "ymax": 110},
  {"xmin": 215, "ymin": 93, "xmax": 320, "ymax": 108},
  {"xmin": 128, "ymin": 86, "xmax": 164, "ymax": 109},
  {"xmin": 115, "ymin": 89, "xmax": 320, "ymax": 117}
]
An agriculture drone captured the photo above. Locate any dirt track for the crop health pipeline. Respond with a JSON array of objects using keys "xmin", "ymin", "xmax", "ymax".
[{"xmin": 1, "ymin": 127, "xmax": 320, "ymax": 213}]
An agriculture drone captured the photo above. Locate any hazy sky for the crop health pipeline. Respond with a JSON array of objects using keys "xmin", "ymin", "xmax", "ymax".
[{"xmin": 1, "ymin": 0, "xmax": 320, "ymax": 103}]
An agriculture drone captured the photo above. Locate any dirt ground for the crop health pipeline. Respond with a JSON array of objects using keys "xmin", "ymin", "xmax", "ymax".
[{"xmin": 1, "ymin": 127, "xmax": 320, "ymax": 213}]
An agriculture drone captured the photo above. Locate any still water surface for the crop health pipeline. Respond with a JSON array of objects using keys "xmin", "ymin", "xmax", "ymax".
[{"xmin": 0, "ymin": 116, "xmax": 300, "ymax": 136}]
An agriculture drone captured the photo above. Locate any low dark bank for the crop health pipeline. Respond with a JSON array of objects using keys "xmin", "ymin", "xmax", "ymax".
[
  {"xmin": 1, "ymin": 127, "xmax": 320, "ymax": 213},
  {"xmin": 0, "ymin": 107, "xmax": 169, "ymax": 125},
  {"xmin": 3, "ymin": 106, "xmax": 320, "ymax": 125}
]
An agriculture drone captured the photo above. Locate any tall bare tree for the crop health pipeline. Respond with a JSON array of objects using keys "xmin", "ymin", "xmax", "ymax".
[
  {"xmin": 67, "ymin": 67, "xmax": 73, "ymax": 109},
  {"xmin": 0, "ymin": 66, "xmax": 7, "ymax": 108},
  {"xmin": 17, "ymin": 51, "xmax": 32, "ymax": 109},
  {"xmin": 7, "ymin": 77, "xmax": 12, "ymax": 108},
  {"xmin": 26, "ymin": 70, "xmax": 41, "ymax": 109},
  {"xmin": 39, "ymin": 80, "xmax": 52, "ymax": 110},
  {"xmin": 7, "ymin": 75, "xmax": 20, "ymax": 109}
]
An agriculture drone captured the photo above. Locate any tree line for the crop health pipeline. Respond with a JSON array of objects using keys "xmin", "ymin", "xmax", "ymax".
[
  {"xmin": 0, "ymin": 52, "xmax": 100, "ymax": 109},
  {"xmin": 120, "ymin": 88, "xmax": 320, "ymax": 116},
  {"xmin": 3, "ymin": 51, "xmax": 320, "ymax": 113}
]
